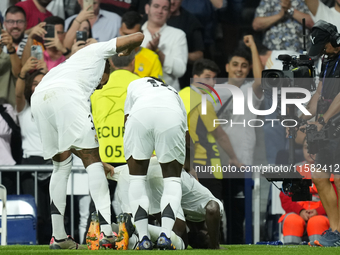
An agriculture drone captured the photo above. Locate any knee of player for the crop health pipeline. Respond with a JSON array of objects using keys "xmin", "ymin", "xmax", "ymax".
[{"xmin": 205, "ymin": 200, "xmax": 220, "ymax": 218}]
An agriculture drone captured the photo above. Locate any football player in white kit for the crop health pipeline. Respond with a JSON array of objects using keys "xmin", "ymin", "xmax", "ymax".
[
  {"xmin": 124, "ymin": 77, "xmax": 188, "ymax": 250},
  {"xmin": 30, "ymin": 33, "xmax": 144, "ymax": 250}
]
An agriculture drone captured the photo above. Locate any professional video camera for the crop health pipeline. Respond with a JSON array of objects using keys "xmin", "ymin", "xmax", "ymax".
[
  {"xmin": 306, "ymin": 112, "xmax": 340, "ymax": 154},
  {"xmin": 261, "ymin": 54, "xmax": 316, "ymax": 98},
  {"xmin": 261, "ymin": 19, "xmax": 316, "ymax": 201}
]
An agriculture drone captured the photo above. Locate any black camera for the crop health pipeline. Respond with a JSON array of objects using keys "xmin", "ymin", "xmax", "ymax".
[
  {"xmin": 306, "ymin": 112, "xmax": 340, "ymax": 154},
  {"xmin": 262, "ymin": 54, "xmax": 316, "ymax": 98}
]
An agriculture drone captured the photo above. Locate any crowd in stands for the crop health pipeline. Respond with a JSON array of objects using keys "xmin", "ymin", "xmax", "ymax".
[{"xmin": 0, "ymin": 0, "xmax": 339, "ymax": 246}]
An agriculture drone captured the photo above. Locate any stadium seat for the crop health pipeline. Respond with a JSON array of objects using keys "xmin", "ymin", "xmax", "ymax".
[
  {"xmin": 0, "ymin": 185, "xmax": 7, "ymax": 245},
  {"xmin": 0, "ymin": 195, "xmax": 37, "ymax": 245}
]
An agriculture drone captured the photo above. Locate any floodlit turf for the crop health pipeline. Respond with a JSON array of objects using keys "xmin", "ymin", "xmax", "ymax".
[{"xmin": 1, "ymin": 245, "xmax": 340, "ymax": 255}]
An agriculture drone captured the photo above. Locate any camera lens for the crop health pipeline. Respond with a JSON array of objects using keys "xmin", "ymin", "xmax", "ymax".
[{"xmin": 266, "ymin": 72, "xmax": 281, "ymax": 87}]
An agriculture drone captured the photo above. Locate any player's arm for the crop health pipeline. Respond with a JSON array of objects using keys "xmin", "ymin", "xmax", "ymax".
[
  {"xmin": 116, "ymin": 32, "xmax": 144, "ymax": 57},
  {"xmin": 300, "ymin": 80, "xmax": 322, "ymax": 120},
  {"xmin": 304, "ymin": 0, "xmax": 319, "ymax": 16},
  {"xmin": 205, "ymin": 200, "xmax": 222, "ymax": 249}
]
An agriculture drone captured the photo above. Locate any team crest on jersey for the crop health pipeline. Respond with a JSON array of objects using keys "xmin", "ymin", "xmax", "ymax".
[
  {"xmin": 95, "ymin": 134, "xmax": 98, "ymax": 143},
  {"xmin": 138, "ymin": 63, "xmax": 144, "ymax": 72}
]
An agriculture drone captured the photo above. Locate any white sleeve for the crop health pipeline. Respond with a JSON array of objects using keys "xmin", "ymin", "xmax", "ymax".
[
  {"xmin": 311, "ymin": 1, "xmax": 328, "ymax": 22},
  {"xmin": 163, "ymin": 32, "xmax": 188, "ymax": 78},
  {"xmin": 93, "ymin": 38, "xmax": 118, "ymax": 59}
]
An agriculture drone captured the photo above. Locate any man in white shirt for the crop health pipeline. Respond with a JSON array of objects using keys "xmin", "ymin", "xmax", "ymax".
[
  {"xmin": 65, "ymin": 0, "xmax": 121, "ymax": 42},
  {"xmin": 141, "ymin": 0, "xmax": 188, "ymax": 91},
  {"xmin": 30, "ymin": 32, "xmax": 144, "ymax": 250},
  {"xmin": 305, "ymin": 0, "xmax": 340, "ymax": 31},
  {"xmin": 215, "ymin": 35, "xmax": 264, "ymax": 166}
]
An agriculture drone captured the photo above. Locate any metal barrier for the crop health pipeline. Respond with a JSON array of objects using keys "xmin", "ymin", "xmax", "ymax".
[{"xmin": 0, "ymin": 165, "xmax": 86, "ymax": 239}]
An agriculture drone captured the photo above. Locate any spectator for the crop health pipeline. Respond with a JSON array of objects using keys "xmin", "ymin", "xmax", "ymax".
[
  {"xmin": 0, "ymin": 98, "xmax": 17, "ymax": 195},
  {"xmin": 3, "ymin": 6, "xmax": 28, "ymax": 58},
  {"xmin": 252, "ymin": 0, "xmax": 314, "ymax": 53},
  {"xmin": 0, "ymin": 13, "xmax": 23, "ymax": 106},
  {"xmin": 16, "ymin": 0, "xmax": 53, "ymax": 30},
  {"xmin": 129, "ymin": 0, "xmax": 149, "ymax": 15},
  {"xmin": 65, "ymin": 0, "xmax": 121, "ymax": 42},
  {"xmin": 42, "ymin": 16, "xmax": 70, "ymax": 70},
  {"xmin": 141, "ymin": 0, "xmax": 188, "ymax": 91},
  {"xmin": 181, "ymin": 0, "xmax": 222, "ymax": 58},
  {"xmin": 214, "ymin": 36, "xmax": 263, "ymax": 244},
  {"xmin": 167, "ymin": 0, "xmax": 204, "ymax": 90},
  {"xmin": 120, "ymin": 11, "xmax": 162, "ymax": 79},
  {"xmin": 279, "ymin": 139, "xmax": 334, "ymax": 245},
  {"xmin": 305, "ymin": 0, "xmax": 340, "ymax": 31},
  {"xmin": 63, "ymin": 8, "xmax": 94, "ymax": 50},
  {"xmin": 15, "ymin": 56, "xmax": 52, "ymax": 244}
]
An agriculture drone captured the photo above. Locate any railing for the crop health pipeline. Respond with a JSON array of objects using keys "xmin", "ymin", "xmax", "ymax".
[{"xmin": 0, "ymin": 165, "xmax": 86, "ymax": 238}]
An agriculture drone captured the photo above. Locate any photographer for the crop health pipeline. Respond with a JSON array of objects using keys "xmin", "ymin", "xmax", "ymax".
[{"xmin": 299, "ymin": 20, "xmax": 340, "ymax": 247}]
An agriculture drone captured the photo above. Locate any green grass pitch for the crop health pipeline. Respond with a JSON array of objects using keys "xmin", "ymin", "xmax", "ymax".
[{"xmin": 0, "ymin": 245, "xmax": 340, "ymax": 255}]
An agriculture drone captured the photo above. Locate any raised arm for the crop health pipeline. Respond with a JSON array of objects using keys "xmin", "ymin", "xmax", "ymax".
[
  {"xmin": 21, "ymin": 22, "xmax": 46, "ymax": 66},
  {"xmin": 116, "ymin": 32, "xmax": 145, "ymax": 57},
  {"xmin": 63, "ymin": 6, "xmax": 94, "ymax": 50},
  {"xmin": 244, "ymin": 35, "xmax": 263, "ymax": 98}
]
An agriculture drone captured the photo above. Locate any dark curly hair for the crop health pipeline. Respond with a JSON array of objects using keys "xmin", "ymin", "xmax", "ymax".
[{"xmin": 24, "ymin": 70, "xmax": 45, "ymax": 105}]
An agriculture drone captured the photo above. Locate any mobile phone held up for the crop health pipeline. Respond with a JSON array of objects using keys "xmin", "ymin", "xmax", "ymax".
[
  {"xmin": 45, "ymin": 24, "xmax": 55, "ymax": 38},
  {"xmin": 83, "ymin": 0, "xmax": 94, "ymax": 11},
  {"xmin": 76, "ymin": 31, "xmax": 88, "ymax": 45},
  {"xmin": 31, "ymin": 45, "xmax": 43, "ymax": 60}
]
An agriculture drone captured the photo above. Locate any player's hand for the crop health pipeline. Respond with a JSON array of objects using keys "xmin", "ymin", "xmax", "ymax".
[
  {"xmin": 22, "ymin": 56, "xmax": 38, "ymax": 74},
  {"xmin": 77, "ymin": 5, "xmax": 95, "ymax": 22},
  {"xmin": 299, "ymin": 209, "xmax": 310, "ymax": 221},
  {"xmin": 103, "ymin": 162, "xmax": 114, "ymax": 177},
  {"xmin": 29, "ymin": 22, "xmax": 46, "ymax": 39},
  {"xmin": 243, "ymin": 35, "xmax": 255, "ymax": 48},
  {"xmin": 116, "ymin": 32, "xmax": 144, "ymax": 57}
]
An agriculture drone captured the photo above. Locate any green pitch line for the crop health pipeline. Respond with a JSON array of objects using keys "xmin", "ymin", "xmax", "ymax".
[{"xmin": 0, "ymin": 245, "xmax": 340, "ymax": 255}]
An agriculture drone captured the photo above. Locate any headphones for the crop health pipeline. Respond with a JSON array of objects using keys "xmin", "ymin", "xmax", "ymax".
[{"xmin": 312, "ymin": 20, "xmax": 340, "ymax": 48}]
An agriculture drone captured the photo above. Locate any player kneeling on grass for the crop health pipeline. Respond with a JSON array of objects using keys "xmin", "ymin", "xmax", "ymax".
[{"xmin": 108, "ymin": 156, "xmax": 224, "ymax": 250}]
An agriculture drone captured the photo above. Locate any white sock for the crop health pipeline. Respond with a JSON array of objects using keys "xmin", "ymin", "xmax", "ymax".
[
  {"xmin": 86, "ymin": 162, "xmax": 111, "ymax": 236},
  {"xmin": 160, "ymin": 177, "xmax": 182, "ymax": 237},
  {"xmin": 50, "ymin": 155, "xmax": 72, "ymax": 240},
  {"xmin": 148, "ymin": 225, "xmax": 185, "ymax": 249},
  {"xmin": 129, "ymin": 175, "xmax": 149, "ymax": 239},
  {"xmin": 128, "ymin": 234, "xmax": 139, "ymax": 250}
]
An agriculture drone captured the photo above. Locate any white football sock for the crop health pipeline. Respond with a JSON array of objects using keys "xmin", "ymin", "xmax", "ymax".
[
  {"xmin": 129, "ymin": 175, "xmax": 149, "ymax": 239},
  {"xmin": 86, "ymin": 162, "xmax": 111, "ymax": 236},
  {"xmin": 148, "ymin": 224, "xmax": 185, "ymax": 249},
  {"xmin": 50, "ymin": 155, "xmax": 72, "ymax": 240},
  {"xmin": 160, "ymin": 177, "xmax": 182, "ymax": 237}
]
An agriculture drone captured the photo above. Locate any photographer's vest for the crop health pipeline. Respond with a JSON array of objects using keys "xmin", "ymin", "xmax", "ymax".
[{"xmin": 179, "ymin": 86, "xmax": 223, "ymax": 179}]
